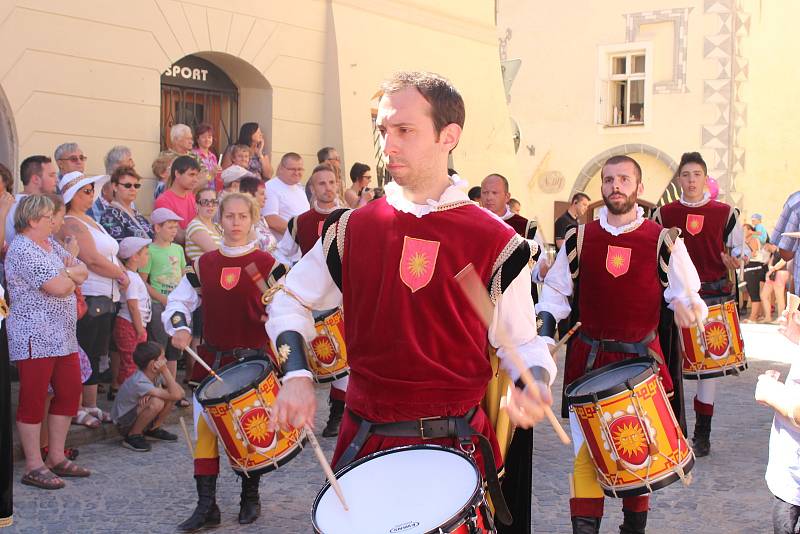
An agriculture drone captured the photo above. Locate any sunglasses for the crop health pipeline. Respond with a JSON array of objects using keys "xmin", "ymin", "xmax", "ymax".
[
  {"xmin": 118, "ymin": 182, "xmax": 142, "ymax": 189},
  {"xmin": 198, "ymin": 199, "xmax": 219, "ymax": 207},
  {"xmin": 59, "ymin": 155, "xmax": 87, "ymax": 163}
]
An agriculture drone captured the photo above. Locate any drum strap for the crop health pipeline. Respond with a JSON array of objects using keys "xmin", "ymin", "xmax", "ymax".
[
  {"xmin": 336, "ymin": 408, "xmax": 514, "ymax": 526},
  {"xmin": 578, "ymin": 330, "xmax": 661, "ymax": 373}
]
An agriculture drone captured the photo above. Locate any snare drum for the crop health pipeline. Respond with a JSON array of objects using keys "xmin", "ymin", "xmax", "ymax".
[
  {"xmin": 195, "ymin": 357, "xmax": 306, "ymax": 476},
  {"xmin": 307, "ymin": 308, "xmax": 349, "ymax": 383},
  {"xmin": 680, "ymin": 299, "xmax": 747, "ymax": 379},
  {"xmin": 312, "ymin": 445, "xmax": 493, "ymax": 534},
  {"xmin": 565, "ymin": 358, "xmax": 694, "ymax": 497}
]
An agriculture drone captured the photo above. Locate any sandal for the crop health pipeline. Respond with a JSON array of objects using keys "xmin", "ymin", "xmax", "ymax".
[
  {"xmin": 41, "ymin": 447, "xmax": 79, "ymax": 461},
  {"xmin": 72, "ymin": 409, "xmax": 101, "ymax": 429},
  {"xmin": 21, "ymin": 466, "xmax": 65, "ymax": 490},
  {"xmin": 48, "ymin": 459, "xmax": 91, "ymax": 478},
  {"xmin": 85, "ymin": 406, "xmax": 112, "ymax": 424},
  {"xmin": 176, "ymin": 398, "xmax": 190, "ymax": 408}
]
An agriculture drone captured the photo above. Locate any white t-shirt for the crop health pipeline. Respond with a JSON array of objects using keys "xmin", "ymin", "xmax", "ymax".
[
  {"xmin": 262, "ymin": 177, "xmax": 310, "ymax": 240},
  {"xmin": 766, "ymin": 346, "xmax": 800, "ymax": 505},
  {"xmin": 5, "ymin": 193, "xmax": 28, "ymax": 246},
  {"xmin": 118, "ymin": 269, "xmax": 151, "ymax": 324}
]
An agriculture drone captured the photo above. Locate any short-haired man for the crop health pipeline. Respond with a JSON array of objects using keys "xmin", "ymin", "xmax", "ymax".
[
  {"xmin": 538, "ymin": 154, "xmax": 707, "ymax": 533},
  {"xmin": 651, "ymin": 151, "xmax": 743, "ymax": 456},
  {"xmin": 343, "ymin": 162, "xmax": 373, "ymax": 208},
  {"xmin": 54, "ymin": 143, "xmax": 87, "ymax": 177},
  {"xmin": 555, "ymin": 192, "xmax": 591, "ymax": 250},
  {"xmin": 317, "ymin": 146, "xmax": 344, "ymax": 200},
  {"xmin": 153, "ymin": 155, "xmax": 200, "ymax": 244},
  {"xmin": 262, "ymin": 152, "xmax": 310, "ymax": 241},
  {"xmin": 275, "ymin": 163, "xmax": 349, "ymax": 436},
  {"xmin": 5, "ymin": 156, "xmax": 58, "ymax": 245},
  {"xmin": 267, "ymin": 71, "xmax": 555, "ymax": 531}
]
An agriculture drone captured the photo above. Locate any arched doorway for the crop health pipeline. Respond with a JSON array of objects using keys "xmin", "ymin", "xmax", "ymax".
[{"xmin": 0, "ymin": 87, "xmax": 18, "ymax": 186}]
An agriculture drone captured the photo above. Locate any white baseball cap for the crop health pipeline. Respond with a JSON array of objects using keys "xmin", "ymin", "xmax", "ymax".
[
  {"xmin": 221, "ymin": 165, "xmax": 256, "ymax": 186},
  {"xmin": 118, "ymin": 236, "xmax": 152, "ymax": 259},
  {"xmin": 150, "ymin": 207, "xmax": 183, "ymax": 225}
]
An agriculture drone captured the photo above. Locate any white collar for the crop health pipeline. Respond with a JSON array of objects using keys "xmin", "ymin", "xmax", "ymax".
[
  {"xmin": 221, "ymin": 240, "xmax": 257, "ymax": 256},
  {"xmin": 500, "ymin": 208, "xmax": 514, "ymax": 221},
  {"xmin": 680, "ymin": 192, "xmax": 710, "ymax": 207},
  {"xmin": 314, "ymin": 200, "xmax": 340, "ymax": 215},
  {"xmin": 598, "ymin": 205, "xmax": 645, "ymax": 236},
  {"xmin": 384, "ymin": 175, "xmax": 470, "ymax": 218}
]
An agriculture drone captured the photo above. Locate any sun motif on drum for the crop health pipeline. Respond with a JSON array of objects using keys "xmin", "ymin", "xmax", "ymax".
[
  {"xmin": 311, "ymin": 336, "xmax": 337, "ymax": 365},
  {"xmin": 703, "ymin": 321, "xmax": 730, "ymax": 357},
  {"xmin": 239, "ymin": 407, "xmax": 276, "ymax": 451},
  {"xmin": 602, "ymin": 407, "xmax": 655, "ymax": 469}
]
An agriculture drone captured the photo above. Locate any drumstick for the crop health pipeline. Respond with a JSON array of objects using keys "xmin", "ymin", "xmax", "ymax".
[
  {"xmin": 550, "ymin": 321, "xmax": 582, "ymax": 355},
  {"xmin": 304, "ymin": 426, "xmax": 349, "ymax": 511},
  {"xmin": 179, "ymin": 416, "xmax": 195, "ymax": 456},
  {"xmin": 455, "ymin": 264, "xmax": 571, "ymax": 445},
  {"xmin": 184, "ymin": 346, "xmax": 224, "ymax": 383}
]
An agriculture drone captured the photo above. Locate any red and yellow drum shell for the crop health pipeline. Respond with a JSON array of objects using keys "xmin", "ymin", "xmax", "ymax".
[
  {"xmin": 307, "ymin": 308, "xmax": 349, "ymax": 383},
  {"xmin": 680, "ymin": 299, "xmax": 747, "ymax": 379},
  {"xmin": 567, "ymin": 359, "xmax": 694, "ymax": 498},
  {"xmin": 197, "ymin": 359, "xmax": 306, "ymax": 476}
]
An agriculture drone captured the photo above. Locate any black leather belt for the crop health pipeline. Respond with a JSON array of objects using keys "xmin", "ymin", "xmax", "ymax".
[
  {"xmin": 700, "ymin": 277, "xmax": 733, "ymax": 305},
  {"xmin": 200, "ymin": 345, "xmax": 266, "ymax": 371},
  {"xmin": 578, "ymin": 330, "xmax": 659, "ymax": 373},
  {"xmin": 336, "ymin": 407, "xmax": 513, "ymax": 526}
]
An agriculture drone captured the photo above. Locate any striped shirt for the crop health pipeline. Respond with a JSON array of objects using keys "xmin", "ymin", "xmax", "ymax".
[
  {"xmin": 185, "ymin": 217, "xmax": 222, "ymax": 262},
  {"xmin": 771, "ymin": 191, "xmax": 800, "ymax": 294}
]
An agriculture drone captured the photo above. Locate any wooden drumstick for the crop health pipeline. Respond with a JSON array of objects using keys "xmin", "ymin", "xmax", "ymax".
[
  {"xmin": 455, "ymin": 264, "xmax": 571, "ymax": 445},
  {"xmin": 304, "ymin": 426, "xmax": 349, "ymax": 511},
  {"xmin": 179, "ymin": 416, "xmax": 195, "ymax": 456},
  {"xmin": 550, "ymin": 321, "xmax": 582, "ymax": 355},
  {"xmin": 184, "ymin": 346, "xmax": 224, "ymax": 383}
]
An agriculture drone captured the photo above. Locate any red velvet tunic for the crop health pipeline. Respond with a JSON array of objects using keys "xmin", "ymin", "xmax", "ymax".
[
  {"xmin": 564, "ymin": 219, "xmax": 673, "ymax": 392},
  {"xmin": 330, "ymin": 198, "xmax": 522, "ymax": 472},
  {"xmin": 191, "ymin": 248, "xmax": 276, "ymax": 382},
  {"xmin": 291, "ymin": 208, "xmax": 328, "ymax": 256},
  {"xmin": 504, "ymin": 213, "xmax": 528, "ymax": 236},
  {"xmin": 657, "ymin": 199, "xmax": 731, "ymax": 290}
]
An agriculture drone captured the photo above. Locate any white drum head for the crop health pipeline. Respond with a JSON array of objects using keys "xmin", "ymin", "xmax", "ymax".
[{"xmin": 313, "ymin": 446, "xmax": 480, "ymax": 534}]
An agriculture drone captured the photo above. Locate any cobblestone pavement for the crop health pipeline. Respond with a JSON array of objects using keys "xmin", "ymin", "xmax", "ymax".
[{"xmin": 5, "ymin": 323, "xmax": 793, "ymax": 533}]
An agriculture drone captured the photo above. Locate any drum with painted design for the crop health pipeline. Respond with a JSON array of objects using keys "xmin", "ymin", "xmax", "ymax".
[
  {"xmin": 565, "ymin": 358, "xmax": 694, "ymax": 497},
  {"xmin": 195, "ymin": 357, "xmax": 306, "ymax": 476},
  {"xmin": 680, "ymin": 299, "xmax": 747, "ymax": 379},
  {"xmin": 306, "ymin": 308, "xmax": 349, "ymax": 383}
]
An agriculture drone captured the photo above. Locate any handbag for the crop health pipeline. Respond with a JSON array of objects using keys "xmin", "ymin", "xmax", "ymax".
[
  {"xmin": 75, "ymin": 286, "xmax": 88, "ymax": 319},
  {"xmin": 85, "ymin": 295, "xmax": 114, "ymax": 317}
]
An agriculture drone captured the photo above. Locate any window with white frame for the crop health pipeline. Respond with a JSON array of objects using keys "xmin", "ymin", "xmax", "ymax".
[{"xmin": 598, "ymin": 44, "xmax": 651, "ymax": 128}]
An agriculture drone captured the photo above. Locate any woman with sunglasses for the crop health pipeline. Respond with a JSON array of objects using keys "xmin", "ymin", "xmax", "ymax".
[
  {"xmin": 60, "ymin": 172, "xmax": 129, "ymax": 428},
  {"xmin": 99, "ymin": 166, "xmax": 153, "ymax": 242}
]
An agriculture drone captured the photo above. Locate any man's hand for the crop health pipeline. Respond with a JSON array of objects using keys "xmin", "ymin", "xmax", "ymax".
[
  {"xmin": 505, "ymin": 381, "xmax": 552, "ymax": 428},
  {"xmin": 271, "ymin": 377, "xmax": 316, "ymax": 432},
  {"xmin": 171, "ymin": 330, "xmax": 192, "ymax": 351},
  {"xmin": 673, "ymin": 300, "xmax": 703, "ymax": 328},
  {"xmin": 721, "ymin": 252, "xmax": 742, "ymax": 270},
  {"xmin": 538, "ymin": 260, "xmax": 551, "ymax": 279},
  {"xmin": 755, "ymin": 370, "xmax": 783, "ymax": 409}
]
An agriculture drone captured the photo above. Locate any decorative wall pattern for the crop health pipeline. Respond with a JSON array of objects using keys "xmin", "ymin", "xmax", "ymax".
[{"xmin": 625, "ymin": 8, "xmax": 692, "ymax": 94}]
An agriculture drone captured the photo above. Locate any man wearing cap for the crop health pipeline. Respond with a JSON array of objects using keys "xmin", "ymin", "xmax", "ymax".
[
  {"xmin": 153, "ymin": 155, "xmax": 201, "ymax": 245},
  {"xmin": 263, "ymin": 152, "xmax": 310, "ymax": 241},
  {"xmin": 5, "ymin": 156, "xmax": 58, "ymax": 246}
]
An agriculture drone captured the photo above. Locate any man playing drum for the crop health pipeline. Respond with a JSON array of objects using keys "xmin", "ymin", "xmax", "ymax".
[
  {"xmin": 537, "ymin": 155, "xmax": 707, "ymax": 534},
  {"xmin": 266, "ymin": 71, "xmax": 556, "ymax": 531},
  {"xmin": 651, "ymin": 152, "xmax": 743, "ymax": 457},
  {"xmin": 275, "ymin": 163, "xmax": 349, "ymax": 438},
  {"xmin": 164, "ymin": 193, "xmax": 289, "ymax": 531}
]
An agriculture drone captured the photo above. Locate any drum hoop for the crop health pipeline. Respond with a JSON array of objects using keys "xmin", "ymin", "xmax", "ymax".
[
  {"xmin": 312, "ymin": 307, "xmax": 342, "ymax": 322},
  {"xmin": 310, "ymin": 444, "xmax": 483, "ymax": 534},
  {"xmin": 565, "ymin": 357, "xmax": 656, "ymax": 406},
  {"xmin": 195, "ymin": 355, "xmax": 274, "ymax": 407}
]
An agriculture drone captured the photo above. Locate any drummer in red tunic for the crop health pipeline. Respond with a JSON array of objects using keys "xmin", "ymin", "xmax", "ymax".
[
  {"xmin": 274, "ymin": 163, "xmax": 349, "ymax": 438},
  {"xmin": 652, "ymin": 152, "xmax": 743, "ymax": 457},
  {"xmin": 266, "ymin": 71, "xmax": 556, "ymax": 531},
  {"xmin": 537, "ymin": 155, "xmax": 707, "ymax": 534},
  {"xmin": 164, "ymin": 193, "xmax": 288, "ymax": 531}
]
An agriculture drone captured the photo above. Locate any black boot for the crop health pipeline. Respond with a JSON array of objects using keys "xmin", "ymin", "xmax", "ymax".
[
  {"xmin": 619, "ymin": 510, "xmax": 647, "ymax": 534},
  {"xmin": 238, "ymin": 473, "xmax": 261, "ymax": 524},
  {"xmin": 177, "ymin": 475, "xmax": 221, "ymax": 532},
  {"xmin": 571, "ymin": 516, "xmax": 602, "ymax": 534},
  {"xmin": 322, "ymin": 398, "xmax": 345, "ymax": 438},
  {"xmin": 692, "ymin": 413, "xmax": 712, "ymax": 457}
]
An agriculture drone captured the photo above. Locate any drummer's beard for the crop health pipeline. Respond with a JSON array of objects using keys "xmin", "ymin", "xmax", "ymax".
[{"xmin": 603, "ymin": 189, "xmax": 638, "ymax": 215}]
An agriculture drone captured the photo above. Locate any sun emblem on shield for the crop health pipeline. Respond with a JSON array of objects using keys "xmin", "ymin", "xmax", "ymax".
[
  {"xmin": 605, "ymin": 246, "xmax": 632, "ymax": 278},
  {"xmin": 686, "ymin": 214, "xmax": 704, "ymax": 236},
  {"xmin": 399, "ymin": 236, "xmax": 440, "ymax": 292},
  {"xmin": 220, "ymin": 267, "xmax": 241, "ymax": 290},
  {"xmin": 239, "ymin": 407, "xmax": 276, "ymax": 451},
  {"xmin": 311, "ymin": 336, "xmax": 337, "ymax": 366},
  {"xmin": 601, "ymin": 406, "xmax": 655, "ymax": 469},
  {"xmin": 703, "ymin": 321, "xmax": 730, "ymax": 358}
]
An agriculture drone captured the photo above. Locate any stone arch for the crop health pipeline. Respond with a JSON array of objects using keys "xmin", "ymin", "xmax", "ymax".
[
  {"xmin": 0, "ymin": 85, "xmax": 18, "ymax": 186},
  {"xmin": 570, "ymin": 144, "xmax": 678, "ymax": 198}
]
